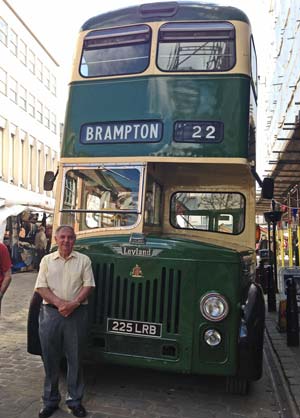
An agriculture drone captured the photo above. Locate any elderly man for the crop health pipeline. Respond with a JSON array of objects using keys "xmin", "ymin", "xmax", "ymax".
[{"xmin": 35, "ymin": 225, "xmax": 95, "ymax": 418}]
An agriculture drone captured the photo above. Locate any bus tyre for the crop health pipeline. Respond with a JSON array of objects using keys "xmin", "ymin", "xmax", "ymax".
[
  {"xmin": 27, "ymin": 292, "xmax": 42, "ymax": 356},
  {"xmin": 226, "ymin": 376, "xmax": 250, "ymax": 395}
]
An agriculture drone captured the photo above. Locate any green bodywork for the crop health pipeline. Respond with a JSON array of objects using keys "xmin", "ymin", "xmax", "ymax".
[
  {"xmin": 62, "ymin": 75, "xmax": 251, "ymax": 159},
  {"xmin": 74, "ymin": 235, "xmax": 254, "ymax": 376}
]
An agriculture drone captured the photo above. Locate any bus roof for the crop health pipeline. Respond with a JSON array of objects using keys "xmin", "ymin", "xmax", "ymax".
[{"xmin": 81, "ymin": 1, "xmax": 250, "ymax": 32}]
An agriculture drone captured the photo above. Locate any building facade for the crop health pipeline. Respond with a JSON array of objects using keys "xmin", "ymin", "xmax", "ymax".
[
  {"xmin": 259, "ymin": 0, "xmax": 300, "ymax": 211},
  {"xmin": 0, "ymin": 0, "xmax": 60, "ymax": 224}
]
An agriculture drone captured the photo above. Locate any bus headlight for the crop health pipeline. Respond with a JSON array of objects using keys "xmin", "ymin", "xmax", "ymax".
[
  {"xmin": 200, "ymin": 293, "xmax": 229, "ymax": 322},
  {"xmin": 204, "ymin": 329, "xmax": 222, "ymax": 346}
]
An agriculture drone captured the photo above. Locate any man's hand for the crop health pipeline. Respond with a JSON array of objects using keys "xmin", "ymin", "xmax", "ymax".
[
  {"xmin": 58, "ymin": 287, "xmax": 93, "ymax": 317},
  {"xmin": 58, "ymin": 301, "xmax": 80, "ymax": 317}
]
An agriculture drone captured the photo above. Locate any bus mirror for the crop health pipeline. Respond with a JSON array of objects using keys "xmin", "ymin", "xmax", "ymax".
[
  {"xmin": 261, "ymin": 178, "xmax": 274, "ymax": 199},
  {"xmin": 43, "ymin": 170, "xmax": 57, "ymax": 191}
]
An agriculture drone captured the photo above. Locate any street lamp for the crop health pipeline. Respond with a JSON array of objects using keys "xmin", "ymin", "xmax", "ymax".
[{"xmin": 264, "ymin": 209, "xmax": 283, "ymax": 291}]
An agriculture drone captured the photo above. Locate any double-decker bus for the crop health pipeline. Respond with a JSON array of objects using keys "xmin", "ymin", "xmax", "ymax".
[{"xmin": 32, "ymin": 1, "xmax": 274, "ymax": 394}]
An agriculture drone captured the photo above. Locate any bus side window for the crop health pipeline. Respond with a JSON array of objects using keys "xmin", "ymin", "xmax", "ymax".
[
  {"xmin": 144, "ymin": 178, "xmax": 162, "ymax": 226},
  {"xmin": 170, "ymin": 192, "xmax": 245, "ymax": 235},
  {"xmin": 61, "ymin": 172, "xmax": 77, "ymax": 227},
  {"xmin": 217, "ymin": 214, "xmax": 233, "ymax": 234}
]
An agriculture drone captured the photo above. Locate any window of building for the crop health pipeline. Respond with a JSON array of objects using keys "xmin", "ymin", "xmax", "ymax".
[
  {"xmin": 29, "ymin": 143, "xmax": 33, "ymax": 189},
  {"xmin": 36, "ymin": 58, "xmax": 43, "ymax": 81},
  {"xmin": 0, "ymin": 17, "xmax": 8, "ymax": 46},
  {"xmin": 80, "ymin": 25, "xmax": 151, "ymax": 77},
  {"xmin": 52, "ymin": 152, "xmax": 56, "ymax": 173},
  {"xmin": 9, "ymin": 28, "xmax": 18, "ymax": 56},
  {"xmin": 37, "ymin": 146, "xmax": 41, "ymax": 192},
  {"xmin": 50, "ymin": 74, "xmax": 56, "ymax": 96},
  {"xmin": 44, "ymin": 66, "xmax": 50, "ymax": 89},
  {"xmin": 28, "ymin": 93, "xmax": 35, "ymax": 117},
  {"xmin": 36, "ymin": 100, "xmax": 43, "ymax": 123},
  {"xmin": 44, "ymin": 107, "xmax": 50, "ymax": 128},
  {"xmin": 19, "ymin": 85, "xmax": 27, "ymax": 111},
  {"xmin": 51, "ymin": 112, "xmax": 57, "ymax": 134},
  {"xmin": 0, "ymin": 67, "xmax": 7, "ymax": 95},
  {"xmin": 9, "ymin": 132, "xmax": 15, "ymax": 183},
  {"xmin": 28, "ymin": 49, "xmax": 35, "ymax": 74},
  {"xmin": 19, "ymin": 39, "xmax": 27, "ymax": 66},
  {"xmin": 9, "ymin": 77, "xmax": 17, "ymax": 103},
  {"xmin": 44, "ymin": 147, "xmax": 49, "ymax": 172},
  {"xmin": 20, "ymin": 135, "xmax": 25, "ymax": 186},
  {"xmin": 157, "ymin": 22, "xmax": 236, "ymax": 72}
]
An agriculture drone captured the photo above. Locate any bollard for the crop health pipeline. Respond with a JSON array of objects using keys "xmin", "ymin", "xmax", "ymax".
[
  {"xmin": 277, "ymin": 299, "xmax": 287, "ymax": 333},
  {"xmin": 255, "ymin": 267, "xmax": 260, "ymax": 286},
  {"xmin": 286, "ymin": 278, "xmax": 299, "ymax": 347},
  {"xmin": 259, "ymin": 260, "xmax": 266, "ymax": 293},
  {"xmin": 266, "ymin": 265, "xmax": 276, "ymax": 312}
]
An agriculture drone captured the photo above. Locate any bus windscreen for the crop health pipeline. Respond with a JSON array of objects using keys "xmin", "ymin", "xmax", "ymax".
[{"xmin": 60, "ymin": 166, "xmax": 143, "ymax": 230}]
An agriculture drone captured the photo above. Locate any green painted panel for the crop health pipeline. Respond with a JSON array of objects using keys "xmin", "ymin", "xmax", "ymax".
[
  {"xmin": 76, "ymin": 235, "xmax": 249, "ymax": 375},
  {"xmin": 62, "ymin": 75, "xmax": 251, "ymax": 159}
]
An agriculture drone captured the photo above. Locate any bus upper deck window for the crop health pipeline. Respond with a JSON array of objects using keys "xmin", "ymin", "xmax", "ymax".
[
  {"xmin": 157, "ymin": 22, "xmax": 235, "ymax": 72},
  {"xmin": 80, "ymin": 25, "xmax": 151, "ymax": 77}
]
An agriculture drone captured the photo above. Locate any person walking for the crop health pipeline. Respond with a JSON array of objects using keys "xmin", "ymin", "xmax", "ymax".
[
  {"xmin": 35, "ymin": 225, "xmax": 95, "ymax": 418},
  {"xmin": 0, "ymin": 242, "xmax": 12, "ymax": 314},
  {"xmin": 34, "ymin": 225, "xmax": 48, "ymax": 271}
]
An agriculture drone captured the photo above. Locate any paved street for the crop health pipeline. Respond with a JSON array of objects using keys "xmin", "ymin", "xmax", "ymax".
[{"xmin": 0, "ymin": 272, "xmax": 287, "ymax": 418}]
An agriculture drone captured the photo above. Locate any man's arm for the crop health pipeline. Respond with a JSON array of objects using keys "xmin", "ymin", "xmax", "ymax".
[
  {"xmin": 35, "ymin": 287, "xmax": 67, "ymax": 309},
  {"xmin": 0, "ymin": 268, "xmax": 12, "ymax": 300}
]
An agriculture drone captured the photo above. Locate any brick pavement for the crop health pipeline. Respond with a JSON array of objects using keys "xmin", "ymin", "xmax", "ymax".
[
  {"xmin": 0, "ymin": 272, "xmax": 290, "ymax": 418},
  {"xmin": 265, "ymin": 309, "xmax": 300, "ymax": 416}
]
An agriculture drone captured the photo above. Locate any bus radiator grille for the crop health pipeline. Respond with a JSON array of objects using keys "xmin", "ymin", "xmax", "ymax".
[{"xmin": 90, "ymin": 263, "xmax": 182, "ymax": 335}]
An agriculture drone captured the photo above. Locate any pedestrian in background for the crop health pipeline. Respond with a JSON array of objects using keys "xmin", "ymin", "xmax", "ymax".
[
  {"xmin": 0, "ymin": 241, "xmax": 12, "ymax": 314},
  {"xmin": 35, "ymin": 225, "xmax": 95, "ymax": 418},
  {"xmin": 34, "ymin": 225, "xmax": 48, "ymax": 271}
]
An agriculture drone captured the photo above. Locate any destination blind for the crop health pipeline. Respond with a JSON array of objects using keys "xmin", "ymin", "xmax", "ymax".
[{"xmin": 80, "ymin": 121, "xmax": 163, "ymax": 144}]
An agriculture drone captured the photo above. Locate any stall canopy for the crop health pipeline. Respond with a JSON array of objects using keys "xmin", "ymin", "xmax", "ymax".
[
  {"xmin": 0, "ymin": 205, "xmax": 53, "ymax": 241},
  {"xmin": 0, "ymin": 180, "xmax": 55, "ymax": 241}
]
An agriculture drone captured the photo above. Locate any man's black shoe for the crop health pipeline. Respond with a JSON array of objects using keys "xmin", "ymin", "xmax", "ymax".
[
  {"xmin": 68, "ymin": 404, "xmax": 87, "ymax": 417},
  {"xmin": 38, "ymin": 405, "xmax": 59, "ymax": 418}
]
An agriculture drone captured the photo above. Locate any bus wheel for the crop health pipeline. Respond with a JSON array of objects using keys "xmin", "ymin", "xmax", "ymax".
[{"xmin": 226, "ymin": 376, "xmax": 250, "ymax": 395}]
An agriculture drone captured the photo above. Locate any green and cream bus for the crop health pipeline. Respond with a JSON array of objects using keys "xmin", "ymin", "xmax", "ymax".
[{"xmin": 31, "ymin": 1, "xmax": 274, "ymax": 394}]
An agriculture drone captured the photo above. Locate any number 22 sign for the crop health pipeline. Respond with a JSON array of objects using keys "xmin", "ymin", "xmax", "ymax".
[{"xmin": 174, "ymin": 121, "xmax": 224, "ymax": 143}]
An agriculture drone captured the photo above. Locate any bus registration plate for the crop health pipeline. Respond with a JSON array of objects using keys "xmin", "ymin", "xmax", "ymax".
[{"xmin": 107, "ymin": 318, "xmax": 162, "ymax": 338}]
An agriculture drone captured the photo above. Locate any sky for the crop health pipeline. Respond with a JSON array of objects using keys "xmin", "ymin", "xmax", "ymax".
[
  {"xmin": 8, "ymin": 0, "xmax": 271, "ymax": 173},
  {"xmin": 9, "ymin": 0, "xmax": 268, "ymax": 80}
]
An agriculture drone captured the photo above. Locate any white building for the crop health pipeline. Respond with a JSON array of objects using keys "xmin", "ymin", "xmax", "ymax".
[
  {"xmin": 0, "ymin": 0, "xmax": 61, "ymax": 237},
  {"xmin": 256, "ymin": 0, "xmax": 300, "ymax": 216}
]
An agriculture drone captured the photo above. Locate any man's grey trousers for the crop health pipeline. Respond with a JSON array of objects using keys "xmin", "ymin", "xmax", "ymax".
[{"xmin": 39, "ymin": 304, "xmax": 88, "ymax": 408}]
